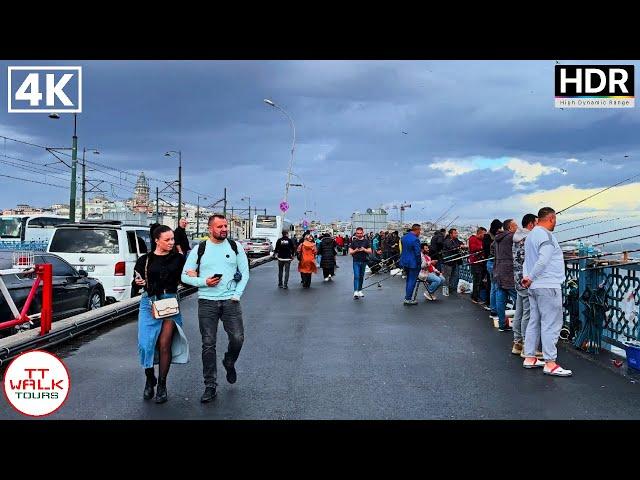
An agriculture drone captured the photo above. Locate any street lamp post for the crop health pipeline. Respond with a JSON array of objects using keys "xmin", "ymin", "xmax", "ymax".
[
  {"xmin": 81, "ymin": 147, "xmax": 100, "ymax": 220},
  {"xmin": 49, "ymin": 112, "xmax": 78, "ymax": 222},
  {"xmin": 241, "ymin": 196, "xmax": 251, "ymax": 239},
  {"xmin": 164, "ymin": 150, "xmax": 182, "ymax": 222},
  {"xmin": 264, "ymin": 98, "xmax": 295, "ymax": 220}
]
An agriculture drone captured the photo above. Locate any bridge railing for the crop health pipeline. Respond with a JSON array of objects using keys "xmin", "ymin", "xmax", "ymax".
[{"xmin": 459, "ymin": 258, "xmax": 640, "ymax": 352}]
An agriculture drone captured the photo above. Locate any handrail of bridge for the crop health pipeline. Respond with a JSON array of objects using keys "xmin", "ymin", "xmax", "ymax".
[
  {"xmin": 0, "ymin": 254, "xmax": 275, "ymax": 365},
  {"xmin": 459, "ymin": 253, "xmax": 640, "ymax": 354}
]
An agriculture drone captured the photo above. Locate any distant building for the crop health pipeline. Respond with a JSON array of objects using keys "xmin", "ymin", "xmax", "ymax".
[
  {"xmin": 351, "ymin": 208, "xmax": 388, "ymax": 235},
  {"xmin": 132, "ymin": 172, "xmax": 152, "ymax": 213}
]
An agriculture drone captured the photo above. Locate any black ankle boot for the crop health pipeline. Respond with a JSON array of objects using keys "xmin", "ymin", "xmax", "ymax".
[
  {"xmin": 143, "ymin": 369, "xmax": 157, "ymax": 400},
  {"xmin": 155, "ymin": 378, "xmax": 167, "ymax": 404}
]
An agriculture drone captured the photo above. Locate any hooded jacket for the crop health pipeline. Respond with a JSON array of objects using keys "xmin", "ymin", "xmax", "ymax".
[
  {"xmin": 493, "ymin": 230, "xmax": 515, "ymax": 289},
  {"xmin": 512, "ymin": 226, "xmax": 531, "ymax": 291},
  {"xmin": 319, "ymin": 236, "xmax": 337, "ymax": 268}
]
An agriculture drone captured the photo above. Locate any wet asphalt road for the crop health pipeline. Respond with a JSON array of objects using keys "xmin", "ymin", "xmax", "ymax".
[{"xmin": 2, "ymin": 254, "xmax": 640, "ymax": 419}]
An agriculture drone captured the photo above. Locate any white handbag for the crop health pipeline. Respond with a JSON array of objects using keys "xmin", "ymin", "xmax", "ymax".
[{"xmin": 151, "ymin": 297, "xmax": 180, "ymax": 319}]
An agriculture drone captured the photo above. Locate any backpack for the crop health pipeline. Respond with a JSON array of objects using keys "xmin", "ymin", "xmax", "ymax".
[{"xmin": 196, "ymin": 239, "xmax": 246, "ymax": 282}]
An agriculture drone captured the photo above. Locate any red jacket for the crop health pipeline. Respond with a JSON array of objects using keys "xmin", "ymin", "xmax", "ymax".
[{"xmin": 468, "ymin": 235, "xmax": 485, "ymax": 264}]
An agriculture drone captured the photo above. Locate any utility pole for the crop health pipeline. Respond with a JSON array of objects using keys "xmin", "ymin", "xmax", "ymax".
[
  {"xmin": 155, "ymin": 187, "xmax": 159, "ymax": 224},
  {"xmin": 178, "ymin": 151, "xmax": 182, "ymax": 221},
  {"xmin": 223, "ymin": 187, "xmax": 227, "ymax": 216},
  {"xmin": 81, "ymin": 153, "xmax": 86, "ymax": 220},
  {"xmin": 70, "ymin": 114, "xmax": 78, "ymax": 222}
]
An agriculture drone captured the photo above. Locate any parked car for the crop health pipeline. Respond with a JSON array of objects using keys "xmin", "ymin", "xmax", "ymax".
[
  {"xmin": 47, "ymin": 220, "xmax": 151, "ymax": 303},
  {"xmin": 0, "ymin": 251, "xmax": 105, "ymax": 338},
  {"xmin": 240, "ymin": 237, "xmax": 273, "ymax": 258}
]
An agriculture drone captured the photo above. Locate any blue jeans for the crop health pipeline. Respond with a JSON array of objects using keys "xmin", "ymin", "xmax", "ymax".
[
  {"xmin": 353, "ymin": 261, "xmax": 366, "ymax": 292},
  {"xmin": 405, "ymin": 267, "xmax": 421, "ymax": 300},
  {"xmin": 426, "ymin": 273, "xmax": 443, "ymax": 293},
  {"xmin": 486, "ymin": 259, "xmax": 497, "ymax": 314},
  {"xmin": 496, "ymin": 287, "xmax": 517, "ymax": 329}
]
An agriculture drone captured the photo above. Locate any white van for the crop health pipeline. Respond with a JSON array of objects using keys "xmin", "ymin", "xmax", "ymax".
[
  {"xmin": 47, "ymin": 220, "xmax": 152, "ymax": 303},
  {"xmin": 0, "ymin": 215, "xmax": 70, "ymax": 247}
]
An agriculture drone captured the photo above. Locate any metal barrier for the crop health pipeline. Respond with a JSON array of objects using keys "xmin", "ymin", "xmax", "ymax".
[{"xmin": 459, "ymin": 255, "xmax": 640, "ymax": 353}]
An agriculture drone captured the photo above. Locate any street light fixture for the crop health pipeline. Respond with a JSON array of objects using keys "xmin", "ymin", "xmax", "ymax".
[
  {"xmin": 263, "ymin": 98, "xmax": 295, "ymax": 220},
  {"xmin": 164, "ymin": 150, "xmax": 182, "ymax": 222},
  {"xmin": 48, "ymin": 112, "xmax": 78, "ymax": 222},
  {"xmin": 241, "ymin": 196, "xmax": 251, "ymax": 238}
]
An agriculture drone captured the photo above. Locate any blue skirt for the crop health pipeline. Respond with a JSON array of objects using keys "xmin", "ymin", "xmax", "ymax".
[{"xmin": 137, "ymin": 293, "xmax": 189, "ymax": 368}]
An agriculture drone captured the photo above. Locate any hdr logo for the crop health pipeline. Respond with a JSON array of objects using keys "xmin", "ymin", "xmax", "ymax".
[
  {"xmin": 7, "ymin": 66, "xmax": 82, "ymax": 113},
  {"xmin": 555, "ymin": 65, "xmax": 634, "ymax": 109}
]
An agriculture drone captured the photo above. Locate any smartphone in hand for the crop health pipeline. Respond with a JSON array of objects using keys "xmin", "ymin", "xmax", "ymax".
[
  {"xmin": 212, "ymin": 273, "xmax": 223, "ymax": 279},
  {"xmin": 134, "ymin": 270, "xmax": 143, "ymax": 281}
]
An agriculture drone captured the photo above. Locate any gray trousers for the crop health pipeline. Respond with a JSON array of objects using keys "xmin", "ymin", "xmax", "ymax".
[
  {"xmin": 513, "ymin": 288, "xmax": 530, "ymax": 343},
  {"xmin": 524, "ymin": 288, "xmax": 563, "ymax": 362},
  {"xmin": 198, "ymin": 299, "xmax": 245, "ymax": 388}
]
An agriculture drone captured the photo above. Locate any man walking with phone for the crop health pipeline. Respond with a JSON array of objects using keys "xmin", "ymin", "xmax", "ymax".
[
  {"xmin": 182, "ymin": 214, "xmax": 250, "ymax": 402},
  {"xmin": 349, "ymin": 227, "xmax": 372, "ymax": 299}
]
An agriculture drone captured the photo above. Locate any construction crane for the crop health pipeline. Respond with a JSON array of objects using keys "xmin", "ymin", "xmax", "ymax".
[{"xmin": 389, "ymin": 202, "xmax": 412, "ymax": 228}]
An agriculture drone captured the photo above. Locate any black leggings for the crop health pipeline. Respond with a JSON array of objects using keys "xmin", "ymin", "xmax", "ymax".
[
  {"xmin": 157, "ymin": 319, "xmax": 175, "ymax": 380},
  {"xmin": 301, "ymin": 273, "xmax": 312, "ymax": 288}
]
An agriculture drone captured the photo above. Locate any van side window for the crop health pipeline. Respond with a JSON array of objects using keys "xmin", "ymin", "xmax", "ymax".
[
  {"xmin": 41, "ymin": 218, "xmax": 68, "ymax": 228},
  {"xmin": 27, "ymin": 218, "xmax": 44, "ymax": 228},
  {"xmin": 135, "ymin": 230, "xmax": 152, "ymax": 252},
  {"xmin": 126, "ymin": 231, "xmax": 138, "ymax": 254}
]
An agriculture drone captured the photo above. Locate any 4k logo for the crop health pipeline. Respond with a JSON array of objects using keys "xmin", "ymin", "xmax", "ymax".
[{"xmin": 7, "ymin": 66, "xmax": 82, "ymax": 113}]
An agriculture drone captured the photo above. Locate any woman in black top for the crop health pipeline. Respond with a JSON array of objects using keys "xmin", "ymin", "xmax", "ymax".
[{"xmin": 134, "ymin": 225, "xmax": 188, "ymax": 404}]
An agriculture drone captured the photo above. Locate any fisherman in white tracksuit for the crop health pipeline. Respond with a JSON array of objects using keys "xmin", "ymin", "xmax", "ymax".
[{"xmin": 521, "ymin": 207, "xmax": 573, "ymax": 377}]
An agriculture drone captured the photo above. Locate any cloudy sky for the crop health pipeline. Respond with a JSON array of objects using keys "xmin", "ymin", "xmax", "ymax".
[{"xmin": 1, "ymin": 60, "xmax": 639, "ymax": 243}]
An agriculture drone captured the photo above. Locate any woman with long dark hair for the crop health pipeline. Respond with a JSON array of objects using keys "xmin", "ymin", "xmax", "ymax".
[
  {"xmin": 134, "ymin": 225, "xmax": 189, "ymax": 404},
  {"xmin": 297, "ymin": 234, "xmax": 318, "ymax": 288}
]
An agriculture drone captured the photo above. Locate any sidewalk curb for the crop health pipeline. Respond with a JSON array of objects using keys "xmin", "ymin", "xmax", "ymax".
[{"xmin": 558, "ymin": 338, "xmax": 640, "ymax": 384}]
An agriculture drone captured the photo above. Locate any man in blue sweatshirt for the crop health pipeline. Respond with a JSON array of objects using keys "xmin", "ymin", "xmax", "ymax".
[
  {"xmin": 521, "ymin": 207, "xmax": 572, "ymax": 377},
  {"xmin": 182, "ymin": 214, "xmax": 250, "ymax": 402}
]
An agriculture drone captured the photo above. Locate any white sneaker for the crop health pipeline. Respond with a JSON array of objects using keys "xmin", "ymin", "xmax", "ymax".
[
  {"xmin": 357, "ymin": 290, "xmax": 365, "ymax": 297},
  {"xmin": 353, "ymin": 291, "xmax": 359, "ymax": 299},
  {"xmin": 324, "ymin": 278, "xmax": 329, "ymax": 282}
]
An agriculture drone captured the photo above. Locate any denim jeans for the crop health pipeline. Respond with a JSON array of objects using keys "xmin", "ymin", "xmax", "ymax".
[
  {"xmin": 414, "ymin": 273, "xmax": 443, "ymax": 297},
  {"xmin": 278, "ymin": 260, "xmax": 291, "ymax": 286},
  {"xmin": 486, "ymin": 259, "xmax": 497, "ymax": 313},
  {"xmin": 198, "ymin": 298, "xmax": 244, "ymax": 388},
  {"xmin": 496, "ymin": 287, "xmax": 517, "ymax": 329},
  {"xmin": 353, "ymin": 261, "xmax": 366, "ymax": 291}
]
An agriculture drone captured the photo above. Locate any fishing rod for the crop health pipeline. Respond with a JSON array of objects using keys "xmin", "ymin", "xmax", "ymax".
[
  {"xmin": 442, "ymin": 250, "xmax": 474, "ymax": 262},
  {"xmin": 581, "ymin": 260, "xmax": 640, "ymax": 272},
  {"xmin": 556, "ymin": 214, "xmax": 603, "ymax": 227},
  {"xmin": 564, "ymin": 247, "xmax": 640, "ymax": 262},
  {"xmin": 555, "ymin": 215, "xmax": 634, "ymax": 234},
  {"xmin": 443, "ymin": 216, "xmax": 459, "ymax": 230},
  {"xmin": 473, "ymin": 256, "xmax": 494, "ymax": 264},
  {"xmin": 439, "ymin": 241, "xmax": 468, "ymax": 256},
  {"xmin": 432, "ymin": 203, "xmax": 456, "ymax": 227},
  {"xmin": 558, "ymin": 224, "xmax": 640, "ymax": 244},
  {"xmin": 556, "ymin": 171, "xmax": 640, "ymax": 215},
  {"xmin": 593, "ymin": 233, "xmax": 640, "ymax": 248}
]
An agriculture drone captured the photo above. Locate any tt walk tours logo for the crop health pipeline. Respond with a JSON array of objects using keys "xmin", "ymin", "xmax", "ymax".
[
  {"xmin": 3, "ymin": 350, "xmax": 71, "ymax": 417},
  {"xmin": 555, "ymin": 65, "xmax": 634, "ymax": 108}
]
